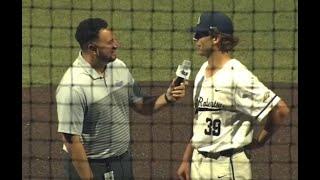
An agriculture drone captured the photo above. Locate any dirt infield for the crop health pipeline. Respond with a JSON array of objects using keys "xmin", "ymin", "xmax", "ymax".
[{"xmin": 22, "ymin": 82, "xmax": 298, "ymax": 180}]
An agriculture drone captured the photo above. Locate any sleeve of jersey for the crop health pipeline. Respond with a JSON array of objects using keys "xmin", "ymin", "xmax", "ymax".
[
  {"xmin": 56, "ymin": 86, "xmax": 85, "ymax": 135},
  {"xmin": 234, "ymin": 71, "xmax": 281, "ymax": 122}
]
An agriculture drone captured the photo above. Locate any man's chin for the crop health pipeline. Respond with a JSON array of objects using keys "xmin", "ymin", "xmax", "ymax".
[
  {"xmin": 111, "ymin": 54, "xmax": 117, "ymax": 60},
  {"xmin": 108, "ymin": 56, "xmax": 117, "ymax": 62},
  {"xmin": 102, "ymin": 57, "xmax": 116, "ymax": 64},
  {"xmin": 197, "ymin": 51, "xmax": 205, "ymax": 56},
  {"xmin": 197, "ymin": 51, "xmax": 210, "ymax": 58}
]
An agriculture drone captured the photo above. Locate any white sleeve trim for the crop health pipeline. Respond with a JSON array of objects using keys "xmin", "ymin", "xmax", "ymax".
[{"xmin": 256, "ymin": 96, "xmax": 281, "ymax": 121}]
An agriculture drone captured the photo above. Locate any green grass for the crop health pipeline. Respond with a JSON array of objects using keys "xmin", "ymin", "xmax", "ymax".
[{"xmin": 22, "ymin": 0, "xmax": 297, "ymax": 87}]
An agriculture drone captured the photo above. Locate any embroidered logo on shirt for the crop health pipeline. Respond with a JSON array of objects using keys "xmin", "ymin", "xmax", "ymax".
[{"xmin": 263, "ymin": 91, "xmax": 270, "ymax": 102}]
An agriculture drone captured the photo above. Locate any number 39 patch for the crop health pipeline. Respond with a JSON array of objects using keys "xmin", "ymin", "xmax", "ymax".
[{"xmin": 204, "ymin": 118, "xmax": 221, "ymax": 136}]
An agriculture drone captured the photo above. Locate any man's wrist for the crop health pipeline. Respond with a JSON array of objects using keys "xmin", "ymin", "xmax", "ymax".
[{"xmin": 164, "ymin": 93, "xmax": 174, "ymax": 104}]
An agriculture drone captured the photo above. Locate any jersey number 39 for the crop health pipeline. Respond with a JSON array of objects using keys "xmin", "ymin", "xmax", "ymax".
[{"xmin": 204, "ymin": 118, "xmax": 221, "ymax": 136}]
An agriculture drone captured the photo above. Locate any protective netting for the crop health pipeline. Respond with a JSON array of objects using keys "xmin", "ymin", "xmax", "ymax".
[{"xmin": 22, "ymin": 0, "xmax": 297, "ymax": 179}]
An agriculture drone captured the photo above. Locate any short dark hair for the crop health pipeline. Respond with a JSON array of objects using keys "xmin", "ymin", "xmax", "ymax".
[{"xmin": 75, "ymin": 18, "xmax": 108, "ymax": 50}]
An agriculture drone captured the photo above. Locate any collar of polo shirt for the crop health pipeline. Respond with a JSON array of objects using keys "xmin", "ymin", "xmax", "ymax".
[{"xmin": 74, "ymin": 51, "xmax": 106, "ymax": 80}]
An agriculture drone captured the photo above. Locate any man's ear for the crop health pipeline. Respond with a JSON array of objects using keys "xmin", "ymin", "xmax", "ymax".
[
  {"xmin": 212, "ymin": 35, "xmax": 221, "ymax": 45},
  {"xmin": 88, "ymin": 43, "xmax": 97, "ymax": 53}
]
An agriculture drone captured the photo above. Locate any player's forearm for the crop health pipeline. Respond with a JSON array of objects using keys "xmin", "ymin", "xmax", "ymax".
[
  {"xmin": 62, "ymin": 134, "xmax": 93, "ymax": 180},
  {"xmin": 181, "ymin": 143, "xmax": 194, "ymax": 162},
  {"xmin": 256, "ymin": 128, "xmax": 273, "ymax": 146},
  {"xmin": 257, "ymin": 100, "xmax": 290, "ymax": 145}
]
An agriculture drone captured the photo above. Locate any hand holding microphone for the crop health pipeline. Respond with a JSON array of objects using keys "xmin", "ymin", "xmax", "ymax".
[
  {"xmin": 173, "ymin": 60, "xmax": 191, "ymax": 86},
  {"xmin": 165, "ymin": 60, "xmax": 191, "ymax": 103}
]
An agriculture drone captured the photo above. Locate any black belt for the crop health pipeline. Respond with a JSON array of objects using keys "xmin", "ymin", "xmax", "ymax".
[
  {"xmin": 88, "ymin": 151, "xmax": 129, "ymax": 163},
  {"xmin": 198, "ymin": 148, "xmax": 244, "ymax": 160}
]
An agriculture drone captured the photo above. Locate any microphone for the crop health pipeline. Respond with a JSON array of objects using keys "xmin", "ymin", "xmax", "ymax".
[{"xmin": 173, "ymin": 60, "xmax": 191, "ymax": 86}]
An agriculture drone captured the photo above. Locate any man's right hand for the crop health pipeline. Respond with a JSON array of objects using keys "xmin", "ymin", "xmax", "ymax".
[
  {"xmin": 177, "ymin": 161, "xmax": 191, "ymax": 180},
  {"xmin": 61, "ymin": 133, "xmax": 94, "ymax": 180}
]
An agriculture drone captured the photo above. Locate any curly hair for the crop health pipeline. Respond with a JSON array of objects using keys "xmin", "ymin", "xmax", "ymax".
[
  {"xmin": 216, "ymin": 33, "xmax": 239, "ymax": 53},
  {"xmin": 75, "ymin": 18, "xmax": 108, "ymax": 50}
]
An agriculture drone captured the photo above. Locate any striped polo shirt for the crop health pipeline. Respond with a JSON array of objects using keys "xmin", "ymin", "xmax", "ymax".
[{"xmin": 56, "ymin": 51, "xmax": 143, "ymax": 159}]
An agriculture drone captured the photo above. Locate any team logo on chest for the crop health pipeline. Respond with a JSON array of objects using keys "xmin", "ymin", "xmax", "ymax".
[{"xmin": 197, "ymin": 96, "xmax": 224, "ymax": 111}]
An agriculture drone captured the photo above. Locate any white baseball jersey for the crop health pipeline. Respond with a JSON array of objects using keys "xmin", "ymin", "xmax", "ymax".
[{"xmin": 191, "ymin": 59, "xmax": 281, "ymax": 153}]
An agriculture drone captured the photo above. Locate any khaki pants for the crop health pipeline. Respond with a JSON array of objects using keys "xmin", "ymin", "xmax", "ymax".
[{"xmin": 191, "ymin": 150, "xmax": 252, "ymax": 180}]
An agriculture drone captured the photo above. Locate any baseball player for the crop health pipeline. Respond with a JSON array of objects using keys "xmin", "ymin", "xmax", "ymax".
[{"xmin": 177, "ymin": 12, "xmax": 290, "ymax": 179}]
